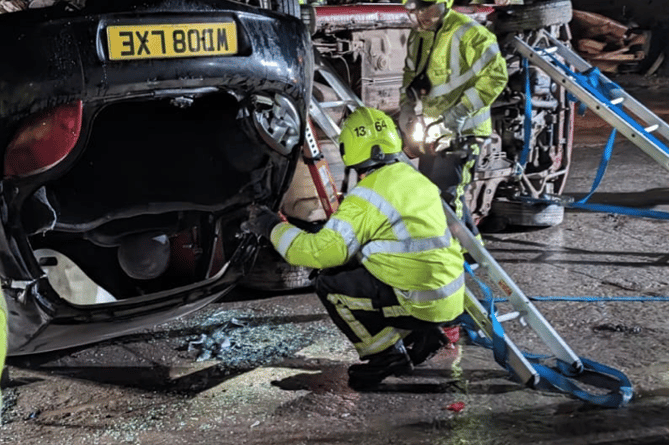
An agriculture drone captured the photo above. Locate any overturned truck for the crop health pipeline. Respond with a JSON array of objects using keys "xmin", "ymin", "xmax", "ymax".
[{"xmin": 302, "ymin": 0, "xmax": 575, "ymax": 230}]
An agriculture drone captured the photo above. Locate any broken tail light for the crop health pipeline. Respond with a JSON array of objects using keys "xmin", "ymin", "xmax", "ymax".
[{"xmin": 4, "ymin": 101, "xmax": 83, "ymax": 178}]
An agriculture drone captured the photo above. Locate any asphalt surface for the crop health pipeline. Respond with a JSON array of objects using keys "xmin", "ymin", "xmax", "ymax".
[{"xmin": 2, "ymin": 78, "xmax": 669, "ymax": 444}]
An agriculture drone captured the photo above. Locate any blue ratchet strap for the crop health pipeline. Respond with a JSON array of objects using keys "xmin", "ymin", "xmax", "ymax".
[
  {"xmin": 519, "ymin": 58, "xmax": 533, "ymax": 168},
  {"xmin": 565, "ymin": 124, "xmax": 669, "ymax": 219},
  {"xmin": 460, "ymin": 264, "xmax": 634, "ymax": 407},
  {"xmin": 573, "ymin": 128, "xmax": 617, "ymax": 205},
  {"xmin": 533, "ymin": 49, "xmax": 669, "ymax": 219},
  {"xmin": 460, "ymin": 263, "xmax": 509, "ymax": 370},
  {"xmin": 530, "ymin": 357, "xmax": 633, "ymax": 408},
  {"xmin": 540, "ymin": 49, "xmax": 669, "ymax": 155}
]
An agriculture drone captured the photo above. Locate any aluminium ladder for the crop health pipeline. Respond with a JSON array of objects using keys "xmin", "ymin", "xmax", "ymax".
[
  {"xmin": 309, "ymin": 49, "xmax": 365, "ymax": 145},
  {"xmin": 513, "ymin": 29, "xmax": 669, "ymax": 173}
]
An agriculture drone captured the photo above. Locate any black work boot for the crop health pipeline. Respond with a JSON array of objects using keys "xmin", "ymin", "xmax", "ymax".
[
  {"xmin": 404, "ymin": 327, "xmax": 449, "ymax": 366},
  {"xmin": 348, "ymin": 342, "xmax": 413, "ymax": 390}
]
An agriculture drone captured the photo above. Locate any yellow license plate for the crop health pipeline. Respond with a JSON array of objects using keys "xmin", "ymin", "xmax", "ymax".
[{"xmin": 107, "ymin": 22, "xmax": 238, "ymax": 61}]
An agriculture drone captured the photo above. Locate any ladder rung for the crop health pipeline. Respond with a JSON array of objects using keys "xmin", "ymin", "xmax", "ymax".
[
  {"xmin": 317, "ymin": 100, "xmax": 358, "ymax": 108},
  {"xmin": 645, "ymin": 124, "xmax": 659, "ymax": 133},
  {"xmin": 496, "ymin": 311, "xmax": 521, "ymax": 323},
  {"xmin": 610, "ymin": 97, "xmax": 624, "ymax": 105},
  {"xmin": 540, "ymin": 46, "xmax": 558, "ymax": 55}
]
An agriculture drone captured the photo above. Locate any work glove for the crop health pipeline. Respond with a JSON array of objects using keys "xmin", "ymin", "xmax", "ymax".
[
  {"xmin": 442, "ymin": 102, "xmax": 471, "ymax": 135},
  {"xmin": 241, "ymin": 204, "xmax": 282, "ymax": 239}
]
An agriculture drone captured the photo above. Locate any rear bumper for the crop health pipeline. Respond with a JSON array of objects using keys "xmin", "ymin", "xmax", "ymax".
[
  {"xmin": 0, "ymin": 0, "xmax": 312, "ymax": 124},
  {"xmin": 7, "ymin": 233, "xmax": 259, "ymax": 356}
]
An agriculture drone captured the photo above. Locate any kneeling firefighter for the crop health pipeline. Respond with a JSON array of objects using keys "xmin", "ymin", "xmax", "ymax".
[{"xmin": 244, "ymin": 107, "xmax": 465, "ymax": 389}]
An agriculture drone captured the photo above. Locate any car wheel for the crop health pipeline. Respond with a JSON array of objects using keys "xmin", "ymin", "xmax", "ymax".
[
  {"xmin": 239, "ymin": 245, "xmax": 314, "ymax": 292},
  {"xmin": 495, "ymin": 0, "xmax": 573, "ymax": 33},
  {"xmin": 485, "ymin": 200, "xmax": 564, "ymax": 231}
]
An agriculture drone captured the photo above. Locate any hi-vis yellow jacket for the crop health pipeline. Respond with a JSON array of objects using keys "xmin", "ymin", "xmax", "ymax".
[
  {"xmin": 0, "ymin": 290, "xmax": 7, "ymax": 412},
  {"xmin": 270, "ymin": 162, "xmax": 465, "ymax": 322},
  {"xmin": 402, "ymin": 9, "xmax": 508, "ymax": 136}
]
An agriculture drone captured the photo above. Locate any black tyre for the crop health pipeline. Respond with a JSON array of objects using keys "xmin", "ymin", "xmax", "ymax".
[
  {"xmin": 495, "ymin": 0, "xmax": 573, "ymax": 33},
  {"xmin": 239, "ymin": 245, "xmax": 313, "ymax": 292},
  {"xmin": 484, "ymin": 200, "xmax": 564, "ymax": 231},
  {"xmin": 1, "ymin": 366, "xmax": 8, "ymax": 389},
  {"xmin": 273, "ymin": 0, "xmax": 300, "ymax": 18}
]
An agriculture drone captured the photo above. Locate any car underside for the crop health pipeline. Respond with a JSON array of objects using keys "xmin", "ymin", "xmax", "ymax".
[{"xmin": 0, "ymin": 0, "xmax": 312, "ymax": 354}]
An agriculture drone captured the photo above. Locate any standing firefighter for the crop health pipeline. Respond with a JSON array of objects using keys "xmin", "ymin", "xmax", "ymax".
[
  {"xmin": 244, "ymin": 107, "xmax": 465, "ymax": 389},
  {"xmin": 399, "ymin": 0, "xmax": 508, "ymax": 232}
]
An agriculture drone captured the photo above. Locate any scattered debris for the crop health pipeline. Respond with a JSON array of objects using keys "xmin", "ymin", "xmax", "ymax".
[
  {"xmin": 571, "ymin": 10, "xmax": 649, "ymax": 74},
  {"xmin": 443, "ymin": 326, "xmax": 461, "ymax": 345},
  {"xmin": 445, "ymin": 401, "xmax": 465, "ymax": 412},
  {"xmin": 188, "ymin": 318, "xmax": 246, "ymax": 362},
  {"xmin": 592, "ymin": 323, "xmax": 642, "ymax": 335},
  {"xmin": 181, "ymin": 309, "xmax": 335, "ymax": 370}
]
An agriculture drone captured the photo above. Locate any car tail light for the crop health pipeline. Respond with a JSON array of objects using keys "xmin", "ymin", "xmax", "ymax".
[{"xmin": 4, "ymin": 101, "xmax": 83, "ymax": 178}]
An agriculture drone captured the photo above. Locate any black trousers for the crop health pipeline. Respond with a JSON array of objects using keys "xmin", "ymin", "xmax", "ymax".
[{"xmin": 314, "ymin": 264, "xmax": 445, "ymax": 359}]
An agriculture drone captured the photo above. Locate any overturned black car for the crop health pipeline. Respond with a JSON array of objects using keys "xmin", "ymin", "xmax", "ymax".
[{"xmin": 0, "ymin": 0, "xmax": 312, "ymax": 355}]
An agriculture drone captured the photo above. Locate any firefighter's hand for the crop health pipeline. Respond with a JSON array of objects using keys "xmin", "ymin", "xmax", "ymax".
[
  {"xmin": 442, "ymin": 103, "xmax": 470, "ymax": 134},
  {"xmin": 241, "ymin": 204, "xmax": 282, "ymax": 239}
]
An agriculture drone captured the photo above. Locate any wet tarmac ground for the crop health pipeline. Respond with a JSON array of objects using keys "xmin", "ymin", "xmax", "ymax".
[{"xmin": 2, "ymin": 80, "xmax": 669, "ymax": 444}]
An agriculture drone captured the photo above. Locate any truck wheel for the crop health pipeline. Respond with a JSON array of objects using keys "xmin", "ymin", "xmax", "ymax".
[
  {"xmin": 485, "ymin": 200, "xmax": 564, "ymax": 231},
  {"xmin": 495, "ymin": 0, "xmax": 573, "ymax": 33},
  {"xmin": 1, "ymin": 366, "xmax": 8, "ymax": 389},
  {"xmin": 273, "ymin": 0, "xmax": 300, "ymax": 18},
  {"xmin": 239, "ymin": 245, "xmax": 313, "ymax": 292}
]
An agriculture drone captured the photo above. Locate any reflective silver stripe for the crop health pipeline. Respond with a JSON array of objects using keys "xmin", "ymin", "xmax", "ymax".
[
  {"xmin": 324, "ymin": 217, "xmax": 360, "ymax": 258},
  {"xmin": 405, "ymin": 33, "xmax": 417, "ymax": 71},
  {"xmin": 356, "ymin": 326, "xmax": 404, "ymax": 358},
  {"xmin": 361, "ymin": 229, "xmax": 451, "ymax": 258},
  {"xmin": 462, "ymin": 108, "xmax": 491, "ymax": 131},
  {"xmin": 429, "ymin": 42, "xmax": 501, "ymax": 98},
  {"xmin": 395, "ymin": 272, "xmax": 465, "ymax": 302},
  {"xmin": 406, "ymin": 55, "xmax": 416, "ymax": 71},
  {"xmin": 332, "ymin": 303, "xmax": 373, "ymax": 348},
  {"xmin": 276, "ymin": 226, "xmax": 302, "ymax": 257},
  {"xmin": 464, "ymin": 87, "xmax": 485, "ymax": 111},
  {"xmin": 350, "ymin": 187, "xmax": 411, "ymax": 240},
  {"xmin": 382, "ymin": 305, "xmax": 410, "ymax": 318},
  {"xmin": 327, "ymin": 293, "xmax": 374, "ymax": 311},
  {"xmin": 449, "ymin": 20, "xmax": 478, "ymax": 80}
]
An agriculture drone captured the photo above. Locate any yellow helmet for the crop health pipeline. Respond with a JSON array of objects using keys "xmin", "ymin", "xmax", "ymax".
[
  {"xmin": 403, "ymin": 0, "xmax": 454, "ymax": 10},
  {"xmin": 338, "ymin": 107, "xmax": 402, "ymax": 170}
]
